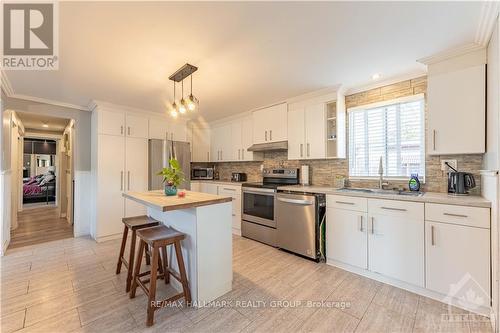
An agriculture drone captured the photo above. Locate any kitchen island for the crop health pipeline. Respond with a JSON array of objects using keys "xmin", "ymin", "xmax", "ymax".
[{"xmin": 123, "ymin": 190, "xmax": 233, "ymax": 306}]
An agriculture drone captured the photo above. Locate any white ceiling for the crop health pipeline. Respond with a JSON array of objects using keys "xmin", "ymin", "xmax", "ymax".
[
  {"xmin": 17, "ymin": 111, "xmax": 70, "ymax": 133},
  {"xmin": 4, "ymin": 1, "xmax": 485, "ymax": 121}
]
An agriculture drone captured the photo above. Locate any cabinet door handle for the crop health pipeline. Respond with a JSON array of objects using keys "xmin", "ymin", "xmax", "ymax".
[
  {"xmin": 207, "ymin": 152, "xmax": 209, "ymax": 161},
  {"xmin": 381, "ymin": 207, "xmax": 407, "ymax": 212},
  {"xmin": 120, "ymin": 126, "xmax": 124, "ymax": 135},
  {"xmin": 165, "ymin": 131, "xmax": 168, "ymax": 141},
  {"xmin": 242, "ymin": 149, "xmax": 245, "ymax": 160},
  {"xmin": 270, "ymin": 130, "xmax": 272, "ymax": 141},
  {"xmin": 358, "ymin": 215, "xmax": 364, "ymax": 232},
  {"xmin": 223, "ymin": 188, "xmax": 236, "ymax": 191},
  {"xmin": 265, "ymin": 131, "xmax": 267, "ymax": 141},
  {"xmin": 370, "ymin": 217, "xmax": 375, "ymax": 234},
  {"xmin": 127, "ymin": 126, "xmax": 131, "ymax": 136},
  {"xmin": 307, "ymin": 143, "xmax": 310, "ymax": 157},
  {"xmin": 120, "ymin": 171, "xmax": 123, "ymax": 191},
  {"xmin": 443, "ymin": 212, "xmax": 468, "ymax": 218},
  {"xmin": 300, "ymin": 144, "xmax": 303, "ymax": 157},
  {"xmin": 431, "ymin": 225, "xmax": 435, "ymax": 246},
  {"xmin": 220, "ymin": 150, "xmax": 223, "ymax": 160},
  {"xmin": 335, "ymin": 201, "xmax": 354, "ymax": 205},
  {"xmin": 433, "ymin": 130, "xmax": 436, "ymax": 151},
  {"xmin": 127, "ymin": 171, "xmax": 130, "ymax": 190},
  {"xmin": 171, "ymin": 133, "xmax": 173, "ymax": 140},
  {"xmin": 238, "ymin": 149, "xmax": 241, "ymax": 160}
]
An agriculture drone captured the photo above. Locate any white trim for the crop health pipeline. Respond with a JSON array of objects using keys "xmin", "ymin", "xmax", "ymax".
[
  {"xmin": 347, "ymin": 93, "xmax": 425, "ymax": 112},
  {"xmin": 418, "ymin": 43, "xmax": 486, "ymax": 65},
  {"xmin": 345, "ymin": 70, "xmax": 426, "ymax": 96},
  {"xmin": 285, "ymin": 85, "xmax": 342, "ymax": 104},
  {"xmin": 10, "ymin": 94, "xmax": 89, "ymax": 111},
  {"xmin": 480, "ymin": 170, "xmax": 500, "ymax": 177},
  {"xmin": 1, "ymin": 71, "xmax": 14, "ymax": 96},
  {"xmin": 327, "ymin": 258, "xmax": 492, "ymax": 317},
  {"xmin": 476, "ymin": 1, "xmax": 500, "ymax": 47}
]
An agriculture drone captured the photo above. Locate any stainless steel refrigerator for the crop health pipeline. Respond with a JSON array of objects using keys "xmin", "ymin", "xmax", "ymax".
[{"xmin": 148, "ymin": 139, "xmax": 191, "ymax": 191}]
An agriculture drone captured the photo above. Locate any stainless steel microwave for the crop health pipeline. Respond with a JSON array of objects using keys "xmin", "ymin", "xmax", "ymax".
[{"xmin": 191, "ymin": 167, "xmax": 214, "ymax": 180}]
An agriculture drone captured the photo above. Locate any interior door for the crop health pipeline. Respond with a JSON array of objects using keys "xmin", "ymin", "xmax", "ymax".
[
  {"xmin": 124, "ymin": 137, "xmax": 148, "ymax": 217},
  {"xmin": 326, "ymin": 208, "xmax": 367, "ymax": 269},
  {"xmin": 287, "ymin": 106, "xmax": 304, "ymax": 160},
  {"xmin": 368, "ymin": 213, "xmax": 424, "ymax": 287},
  {"xmin": 97, "ymin": 134, "xmax": 125, "ymax": 237},
  {"xmin": 305, "ymin": 103, "xmax": 326, "ymax": 159}
]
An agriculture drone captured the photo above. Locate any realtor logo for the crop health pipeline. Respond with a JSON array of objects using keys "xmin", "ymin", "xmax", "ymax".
[{"xmin": 2, "ymin": 1, "xmax": 59, "ymax": 69}]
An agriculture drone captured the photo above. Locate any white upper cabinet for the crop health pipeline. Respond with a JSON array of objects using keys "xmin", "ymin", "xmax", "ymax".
[
  {"xmin": 170, "ymin": 122, "xmax": 187, "ymax": 142},
  {"xmin": 287, "ymin": 106, "xmax": 306, "ymax": 159},
  {"xmin": 98, "ymin": 109, "xmax": 125, "ymax": 136},
  {"xmin": 252, "ymin": 103, "xmax": 287, "ymax": 144},
  {"xmin": 125, "ymin": 114, "xmax": 148, "ymax": 138},
  {"xmin": 305, "ymin": 104, "xmax": 326, "ymax": 159},
  {"xmin": 191, "ymin": 126, "xmax": 211, "ymax": 162},
  {"xmin": 231, "ymin": 120, "xmax": 243, "ymax": 161},
  {"xmin": 426, "ymin": 49, "xmax": 486, "ymax": 155},
  {"xmin": 149, "ymin": 118, "xmax": 169, "ymax": 140},
  {"xmin": 211, "ymin": 124, "xmax": 231, "ymax": 162}
]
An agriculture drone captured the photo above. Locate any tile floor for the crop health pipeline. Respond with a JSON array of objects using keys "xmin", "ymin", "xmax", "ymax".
[{"xmin": 0, "ymin": 235, "xmax": 493, "ymax": 333}]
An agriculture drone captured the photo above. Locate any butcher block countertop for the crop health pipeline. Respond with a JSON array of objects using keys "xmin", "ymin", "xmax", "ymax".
[{"xmin": 123, "ymin": 190, "xmax": 232, "ymax": 212}]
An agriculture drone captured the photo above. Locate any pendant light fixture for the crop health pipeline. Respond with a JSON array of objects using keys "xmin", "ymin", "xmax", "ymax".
[
  {"xmin": 179, "ymin": 80, "xmax": 187, "ymax": 114},
  {"xmin": 168, "ymin": 63, "xmax": 199, "ymax": 117},
  {"xmin": 187, "ymin": 75, "xmax": 199, "ymax": 111}
]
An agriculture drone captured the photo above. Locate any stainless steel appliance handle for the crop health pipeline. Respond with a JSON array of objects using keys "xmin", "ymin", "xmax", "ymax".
[
  {"xmin": 300, "ymin": 143, "xmax": 303, "ymax": 157},
  {"xmin": 277, "ymin": 197, "xmax": 314, "ymax": 205},
  {"xmin": 243, "ymin": 188, "xmax": 276, "ymax": 195},
  {"xmin": 431, "ymin": 225, "xmax": 435, "ymax": 246},
  {"xmin": 120, "ymin": 171, "xmax": 123, "ymax": 191},
  {"xmin": 381, "ymin": 207, "xmax": 407, "ymax": 212},
  {"xmin": 443, "ymin": 212, "xmax": 468, "ymax": 218},
  {"xmin": 127, "ymin": 171, "xmax": 130, "ymax": 190},
  {"xmin": 335, "ymin": 201, "xmax": 355, "ymax": 205}
]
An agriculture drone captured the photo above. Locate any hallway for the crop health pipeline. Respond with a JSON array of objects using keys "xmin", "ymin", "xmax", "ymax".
[{"xmin": 9, "ymin": 207, "xmax": 73, "ymax": 249}]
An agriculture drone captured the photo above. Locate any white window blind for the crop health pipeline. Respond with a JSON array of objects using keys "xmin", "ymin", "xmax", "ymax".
[{"xmin": 349, "ymin": 96, "xmax": 425, "ymax": 179}]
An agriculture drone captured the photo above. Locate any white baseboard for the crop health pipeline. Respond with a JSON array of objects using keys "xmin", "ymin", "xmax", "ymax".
[
  {"xmin": 232, "ymin": 228, "xmax": 241, "ymax": 236},
  {"xmin": 95, "ymin": 233, "xmax": 123, "ymax": 243},
  {"xmin": 327, "ymin": 258, "xmax": 492, "ymax": 317},
  {"xmin": 1, "ymin": 239, "xmax": 10, "ymax": 256}
]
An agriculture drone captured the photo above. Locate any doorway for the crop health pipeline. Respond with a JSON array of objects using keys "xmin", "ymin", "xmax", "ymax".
[{"xmin": 8, "ymin": 111, "xmax": 75, "ymax": 249}]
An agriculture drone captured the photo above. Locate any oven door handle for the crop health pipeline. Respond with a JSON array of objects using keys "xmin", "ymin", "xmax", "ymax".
[
  {"xmin": 277, "ymin": 197, "xmax": 314, "ymax": 205},
  {"xmin": 243, "ymin": 189, "xmax": 276, "ymax": 195}
]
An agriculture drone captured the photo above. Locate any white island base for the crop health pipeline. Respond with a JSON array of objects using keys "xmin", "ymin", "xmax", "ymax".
[{"xmin": 147, "ymin": 202, "xmax": 233, "ymax": 306}]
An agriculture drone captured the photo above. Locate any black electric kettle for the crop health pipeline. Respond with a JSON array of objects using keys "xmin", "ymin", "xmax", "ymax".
[{"xmin": 448, "ymin": 171, "xmax": 476, "ymax": 195}]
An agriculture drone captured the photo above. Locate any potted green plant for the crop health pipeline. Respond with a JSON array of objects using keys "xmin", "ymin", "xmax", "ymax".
[{"xmin": 157, "ymin": 159, "xmax": 185, "ymax": 196}]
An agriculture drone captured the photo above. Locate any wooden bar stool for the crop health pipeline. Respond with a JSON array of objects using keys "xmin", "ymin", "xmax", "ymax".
[
  {"xmin": 130, "ymin": 225, "xmax": 191, "ymax": 326},
  {"xmin": 116, "ymin": 215, "xmax": 161, "ymax": 292}
]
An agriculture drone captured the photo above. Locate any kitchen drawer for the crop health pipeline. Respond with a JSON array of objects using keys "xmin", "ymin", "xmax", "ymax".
[
  {"xmin": 368, "ymin": 199, "xmax": 424, "ymax": 219},
  {"xmin": 327, "ymin": 195, "xmax": 367, "ymax": 212},
  {"xmin": 425, "ymin": 203, "xmax": 490, "ymax": 229}
]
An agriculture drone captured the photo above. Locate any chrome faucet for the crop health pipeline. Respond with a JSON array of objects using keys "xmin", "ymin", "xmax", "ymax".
[{"xmin": 378, "ymin": 156, "xmax": 389, "ymax": 189}]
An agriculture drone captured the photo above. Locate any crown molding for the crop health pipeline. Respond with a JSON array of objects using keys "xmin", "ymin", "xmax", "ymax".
[
  {"xmin": 1, "ymin": 70, "xmax": 14, "ymax": 96},
  {"xmin": 9, "ymin": 94, "xmax": 89, "ymax": 111},
  {"xmin": 475, "ymin": 1, "xmax": 500, "ymax": 46},
  {"xmin": 344, "ymin": 69, "xmax": 427, "ymax": 96},
  {"xmin": 417, "ymin": 43, "xmax": 485, "ymax": 65},
  {"xmin": 89, "ymin": 99, "xmax": 187, "ymax": 122}
]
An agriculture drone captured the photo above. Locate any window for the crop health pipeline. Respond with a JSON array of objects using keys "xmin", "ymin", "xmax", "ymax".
[{"xmin": 348, "ymin": 95, "xmax": 425, "ymax": 179}]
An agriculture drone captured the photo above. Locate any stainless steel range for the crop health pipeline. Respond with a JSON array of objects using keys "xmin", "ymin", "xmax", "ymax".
[{"xmin": 241, "ymin": 168, "xmax": 299, "ymax": 246}]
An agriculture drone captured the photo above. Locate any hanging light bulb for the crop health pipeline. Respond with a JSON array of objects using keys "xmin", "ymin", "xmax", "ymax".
[
  {"xmin": 179, "ymin": 80, "xmax": 187, "ymax": 114},
  {"xmin": 170, "ymin": 109, "xmax": 178, "ymax": 118},
  {"xmin": 169, "ymin": 81, "xmax": 179, "ymax": 117},
  {"xmin": 187, "ymin": 75, "xmax": 198, "ymax": 111}
]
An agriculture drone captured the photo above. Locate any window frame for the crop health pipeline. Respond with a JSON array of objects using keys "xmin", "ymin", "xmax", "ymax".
[{"xmin": 347, "ymin": 93, "xmax": 426, "ymax": 182}]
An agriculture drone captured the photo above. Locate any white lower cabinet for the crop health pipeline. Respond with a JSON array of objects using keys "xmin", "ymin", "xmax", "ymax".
[
  {"xmin": 124, "ymin": 137, "xmax": 148, "ymax": 218},
  {"xmin": 326, "ymin": 207, "xmax": 367, "ymax": 269},
  {"xmin": 425, "ymin": 204, "xmax": 490, "ymax": 300},
  {"xmin": 368, "ymin": 199, "xmax": 424, "ymax": 287}
]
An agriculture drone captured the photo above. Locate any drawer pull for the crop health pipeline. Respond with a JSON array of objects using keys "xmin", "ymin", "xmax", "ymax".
[
  {"xmin": 335, "ymin": 201, "xmax": 355, "ymax": 205},
  {"xmin": 223, "ymin": 188, "xmax": 236, "ymax": 192},
  {"xmin": 443, "ymin": 213, "xmax": 468, "ymax": 218},
  {"xmin": 381, "ymin": 207, "xmax": 407, "ymax": 212}
]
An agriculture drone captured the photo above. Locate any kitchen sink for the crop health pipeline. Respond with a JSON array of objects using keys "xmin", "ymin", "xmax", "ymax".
[{"xmin": 336, "ymin": 188, "xmax": 424, "ymax": 197}]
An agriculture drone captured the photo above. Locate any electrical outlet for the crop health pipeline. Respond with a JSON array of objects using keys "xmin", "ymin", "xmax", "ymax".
[{"xmin": 441, "ymin": 159, "xmax": 457, "ymax": 171}]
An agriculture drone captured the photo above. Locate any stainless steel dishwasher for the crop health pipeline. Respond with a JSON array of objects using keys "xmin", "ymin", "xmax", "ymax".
[{"xmin": 276, "ymin": 191, "xmax": 326, "ymax": 261}]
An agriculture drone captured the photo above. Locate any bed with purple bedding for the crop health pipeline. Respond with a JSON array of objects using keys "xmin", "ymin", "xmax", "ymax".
[{"xmin": 23, "ymin": 173, "xmax": 56, "ymax": 204}]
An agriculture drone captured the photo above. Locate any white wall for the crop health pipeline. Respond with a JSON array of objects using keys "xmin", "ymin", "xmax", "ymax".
[
  {"xmin": 484, "ymin": 16, "xmax": 500, "ymax": 330},
  {"xmin": 3, "ymin": 96, "xmax": 92, "ymax": 239}
]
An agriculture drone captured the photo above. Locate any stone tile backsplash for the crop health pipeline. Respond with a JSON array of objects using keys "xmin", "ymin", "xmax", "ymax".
[{"xmin": 193, "ymin": 76, "xmax": 483, "ymax": 194}]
